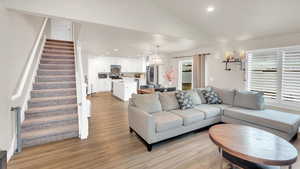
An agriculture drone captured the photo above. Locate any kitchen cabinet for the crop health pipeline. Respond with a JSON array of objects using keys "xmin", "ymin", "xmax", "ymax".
[
  {"xmin": 92, "ymin": 56, "xmax": 146, "ymax": 73},
  {"xmin": 94, "ymin": 78, "xmax": 111, "ymax": 92},
  {"xmin": 112, "ymin": 80, "xmax": 137, "ymax": 101}
]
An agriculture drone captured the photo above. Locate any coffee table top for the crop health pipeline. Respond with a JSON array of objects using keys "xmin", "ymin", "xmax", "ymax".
[{"xmin": 209, "ymin": 124, "xmax": 298, "ymax": 166}]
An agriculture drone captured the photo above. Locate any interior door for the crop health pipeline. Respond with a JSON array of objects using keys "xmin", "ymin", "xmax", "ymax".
[{"xmin": 50, "ymin": 19, "xmax": 73, "ymax": 41}]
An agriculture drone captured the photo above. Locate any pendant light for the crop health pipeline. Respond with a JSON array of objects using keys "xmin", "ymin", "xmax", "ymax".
[{"xmin": 150, "ymin": 45, "xmax": 163, "ymax": 65}]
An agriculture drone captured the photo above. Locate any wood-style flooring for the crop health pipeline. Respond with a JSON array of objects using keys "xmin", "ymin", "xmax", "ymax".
[{"xmin": 8, "ymin": 92, "xmax": 300, "ymax": 169}]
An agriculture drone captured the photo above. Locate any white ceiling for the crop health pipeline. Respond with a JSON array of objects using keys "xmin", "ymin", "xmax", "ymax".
[
  {"xmin": 7, "ymin": 0, "xmax": 300, "ymax": 56},
  {"xmin": 78, "ymin": 22, "xmax": 203, "ymax": 57},
  {"xmin": 154, "ymin": 0, "xmax": 300, "ymax": 43},
  {"xmin": 78, "ymin": 0, "xmax": 300, "ymax": 57}
]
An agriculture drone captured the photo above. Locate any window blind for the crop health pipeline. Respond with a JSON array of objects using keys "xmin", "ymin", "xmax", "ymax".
[
  {"xmin": 282, "ymin": 49, "xmax": 300, "ymax": 102},
  {"xmin": 247, "ymin": 50, "xmax": 279, "ymax": 99}
]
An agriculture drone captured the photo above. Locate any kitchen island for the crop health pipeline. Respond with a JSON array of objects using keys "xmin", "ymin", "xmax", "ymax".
[{"xmin": 112, "ymin": 80, "xmax": 137, "ymax": 101}]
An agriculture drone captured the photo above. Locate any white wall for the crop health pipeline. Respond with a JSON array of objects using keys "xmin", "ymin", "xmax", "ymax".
[
  {"xmin": 158, "ymin": 56, "xmax": 192, "ymax": 89},
  {"xmin": 0, "ymin": 1, "xmax": 43, "ymax": 157},
  {"xmin": 168, "ymin": 33, "xmax": 300, "ymax": 91},
  {"xmin": 4, "ymin": 0, "xmax": 205, "ymax": 40}
]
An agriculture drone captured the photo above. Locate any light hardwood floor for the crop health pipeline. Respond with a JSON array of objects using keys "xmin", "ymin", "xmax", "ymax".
[{"xmin": 8, "ymin": 92, "xmax": 300, "ymax": 169}]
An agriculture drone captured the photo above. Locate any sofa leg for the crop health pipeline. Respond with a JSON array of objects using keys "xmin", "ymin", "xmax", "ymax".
[
  {"xmin": 147, "ymin": 144, "xmax": 152, "ymax": 152},
  {"xmin": 292, "ymin": 133, "xmax": 298, "ymax": 141},
  {"xmin": 129, "ymin": 127, "xmax": 133, "ymax": 133}
]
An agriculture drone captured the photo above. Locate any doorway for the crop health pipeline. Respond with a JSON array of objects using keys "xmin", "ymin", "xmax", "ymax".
[
  {"xmin": 178, "ymin": 60, "xmax": 193, "ymax": 90},
  {"xmin": 50, "ymin": 19, "xmax": 73, "ymax": 41}
]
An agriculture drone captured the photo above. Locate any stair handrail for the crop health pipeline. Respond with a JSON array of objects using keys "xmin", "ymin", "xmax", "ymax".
[
  {"xmin": 8, "ymin": 18, "xmax": 49, "ymax": 157},
  {"xmin": 73, "ymin": 23, "xmax": 89, "ymax": 139},
  {"xmin": 11, "ymin": 18, "xmax": 48, "ymax": 101}
]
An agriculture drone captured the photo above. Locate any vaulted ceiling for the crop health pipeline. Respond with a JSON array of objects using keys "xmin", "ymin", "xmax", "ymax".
[
  {"xmin": 5, "ymin": 0, "xmax": 300, "ymax": 56},
  {"xmin": 154, "ymin": 0, "xmax": 300, "ymax": 43}
]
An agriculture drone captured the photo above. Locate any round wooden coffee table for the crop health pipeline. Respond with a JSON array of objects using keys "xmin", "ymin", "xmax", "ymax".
[{"xmin": 209, "ymin": 124, "xmax": 298, "ymax": 169}]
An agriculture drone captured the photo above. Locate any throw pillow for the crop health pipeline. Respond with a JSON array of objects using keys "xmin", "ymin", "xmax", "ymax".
[
  {"xmin": 159, "ymin": 92, "xmax": 180, "ymax": 111},
  {"xmin": 186, "ymin": 89, "xmax": 202, "ymax": 105},
  {"xmin": 195, "ymin": 88, "xmax": 208, "ymax": 104},
  {"xmin": 233, "ymin": 90, "xmax": 265, "ymax": 110},
  {"xmin": 175, "ymin": 91, "xmax": 194, "ymax": 110},
  {"xmin": 213, "ymin": 87, "xmax": 235, "ymax": 105},
  {"xmin": 131, "ymin": 93, "xmax": 162, "ymax": 113},
  {"xmin": 202, "ymin": 88, "xmax": 223, "ymax": 104}
]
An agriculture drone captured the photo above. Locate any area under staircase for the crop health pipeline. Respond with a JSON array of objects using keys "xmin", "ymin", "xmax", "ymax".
[{"xmin": 21, "ymin": 39, "xmax": 79, "ymax": 148}]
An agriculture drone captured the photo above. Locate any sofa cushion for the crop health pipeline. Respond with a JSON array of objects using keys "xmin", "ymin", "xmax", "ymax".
[
  {"xmin": 186, "ymin": 89, "xmax": 202, "ymax": 105},
  {"xmin": 195, "ymin": 88, "xmax": 208, "ymax": 104},
  {"xmin": 175, "ymin": 91, "xmax": 194, "ymax": 110},
  {"xmin": 213, "ymin": 87, "xmax": 235, "ymax": 105},
  {"xmin": 233, "ymin": 91, "xmax": 264, "ymax": 110},
  {"xmin": 202, "ymin": 88, "xmax": 223, "ymax": 104},
  {"xmin": 159, "ymin": 92, "xmax": 180, "ymax": 111},
  {"xmin": 131, "ymin": 93, "xmax": 162, "ymax": 114},
  {"xmin": 153, "ymin": 112, "xmax": 183, "ymax": 133},
  {"xmin": 194, "ymin": 104, "xmax": 222, "ymax": 119},
  {"xmin": 224, "ymin": 107, "xmax": 300, "ymax": 133},
  {"xmin": 170, "ymin": 108, "xmax": 205, "ymax": 126}
]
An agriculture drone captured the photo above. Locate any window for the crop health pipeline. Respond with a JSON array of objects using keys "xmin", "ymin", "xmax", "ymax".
[{"xmin": 247, "ymin": 46, "xmax": 300, "ymax": 104}]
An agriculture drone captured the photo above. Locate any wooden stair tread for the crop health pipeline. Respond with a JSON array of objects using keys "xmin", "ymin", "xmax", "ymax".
[
  {"xmin": 22, "ymin": 124, "xmax": 78, "ymax": 139},
  {"xmin": 26, "ymin": 104, "xmax": 77, "ymax": 113},
  {"xmin": 23, "ymin": 113, "xmax": 77, "ymax": 125}
]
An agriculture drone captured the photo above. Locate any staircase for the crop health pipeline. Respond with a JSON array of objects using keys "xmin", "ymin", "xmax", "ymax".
[{"xmin": 21, "ymin": 39, "xmax": 79, "ymax": 148}]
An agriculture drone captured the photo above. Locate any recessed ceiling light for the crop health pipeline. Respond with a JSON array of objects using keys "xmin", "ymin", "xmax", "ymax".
[
  {"xmin": 207, "ymin": 6, "xmax": 215, "ymax": 12},
  {"xmin": 113, "ymin": 49, "xmax": 119, "ymax": 52}
]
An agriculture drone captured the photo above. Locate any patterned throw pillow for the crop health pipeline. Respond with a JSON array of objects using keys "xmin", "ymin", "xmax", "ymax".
[
  {"xmin": 202, "ymin": 88, "xmax": 223, "ymax": 104},
  {"xmin": 175, "ymin": 91, "xmax": 194, "ymax": 110}
]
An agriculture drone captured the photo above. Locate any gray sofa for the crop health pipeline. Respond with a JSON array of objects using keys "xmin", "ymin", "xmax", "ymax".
[{"xmin": 128, "ymin": 88, "xmax": 300, "ymax": 151}]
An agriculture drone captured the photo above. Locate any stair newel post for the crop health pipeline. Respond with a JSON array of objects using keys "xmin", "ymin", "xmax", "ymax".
[
  {"xmin": 74, "ymin": 37, "xmax": 89, "ymax": 139},
  {"xmin": 10, "ymin": 106, "xmax": 22, "ymax": 153}
]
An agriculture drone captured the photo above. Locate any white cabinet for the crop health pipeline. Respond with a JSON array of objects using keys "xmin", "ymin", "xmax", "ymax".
[
  {"xmin": 121, "ymin": 57, "xmax": 146, "ymax": 73},
  {"xmin": 94, "ymin": 78, "xmax": 111, "ymax": 92},
  {"xmin": 113, "ymin": 81, "xmax": 137, "ymax": 101}
]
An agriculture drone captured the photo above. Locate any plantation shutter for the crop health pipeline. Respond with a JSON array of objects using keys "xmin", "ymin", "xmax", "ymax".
[
  {"xmin": 281, "ymin": 49, "xmax": 300, "ymax": 102},
  {"xmin": 247, "ymin": 50, "xmax": 279, "ymax": 99}
]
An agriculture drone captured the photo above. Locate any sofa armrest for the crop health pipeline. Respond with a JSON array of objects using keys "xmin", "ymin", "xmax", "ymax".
[{"xmin": 128, "ymin": 105, "xmax": 155, "ymax": 143}]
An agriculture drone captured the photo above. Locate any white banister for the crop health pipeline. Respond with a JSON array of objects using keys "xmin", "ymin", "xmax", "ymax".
[
  {"xmin": 11, "ymin": 18, "xmax": 48, "ymax": 101},
  {"xmin": 73, "ymin": 23, "xmax": 89, "ymax": 139},
  {"xmin": 8, "ymin": 18, "xmax": 49, "ymax": 157}
]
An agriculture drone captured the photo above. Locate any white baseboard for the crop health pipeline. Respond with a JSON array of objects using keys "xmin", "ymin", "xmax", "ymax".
[{"xmin": 7, "ymin": 135, "xmax": 16, "ymax": 161}]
